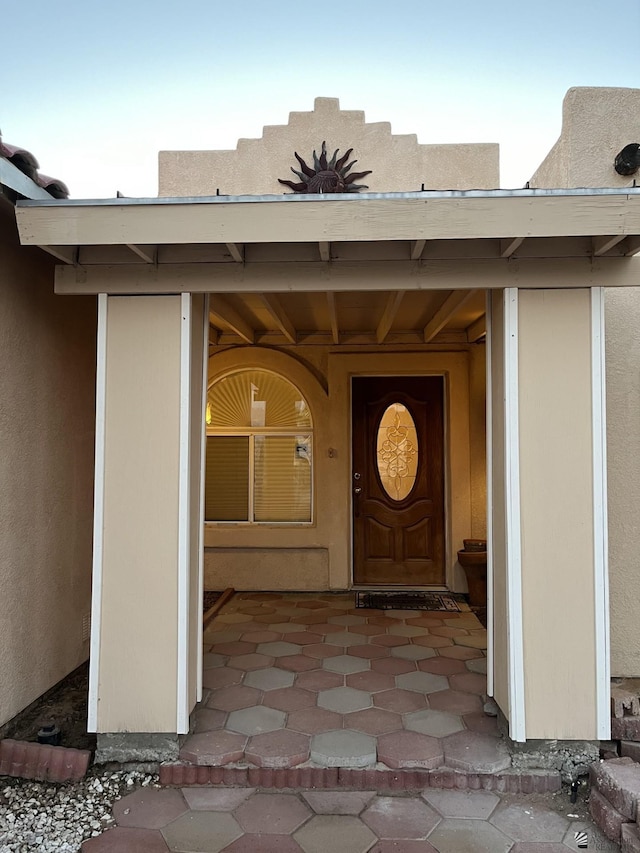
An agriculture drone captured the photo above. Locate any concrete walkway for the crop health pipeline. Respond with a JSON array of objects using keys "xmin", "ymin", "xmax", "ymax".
[{"xmin": 81, "ymin": 785, "xmax": 617, "ymax": 852}]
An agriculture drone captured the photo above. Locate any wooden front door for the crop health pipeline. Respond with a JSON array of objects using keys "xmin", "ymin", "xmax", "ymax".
[{"xmin": 352, "ymin": 376, "xmax": 445, "ymax": 585}]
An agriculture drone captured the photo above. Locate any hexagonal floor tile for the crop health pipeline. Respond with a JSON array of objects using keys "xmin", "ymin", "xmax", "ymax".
[
  {"xmin": 345, "ymin": 707, "xmax": 403, "ymax": 735},
  {"xmin": 294, "ymin": 670, "xmax": 344, "ymax": 691},
  {"xmin": 179, "ymin": 730, "xmax": 246, "ymax": 765},
  {"xmin": 390, "ymin": 645, "xmax": 437, "ymax": 661},
  {"xmin": 302, "ymin": 790, "xmax": 376, "ymax": 815},
  {"xmin": 203, "ymin": 667, "xmax": 244, "ymax": 690},
  {"xmin": 285, "ymin": 632, "xmax": 324, "ymax": 645},
  {"xmin": 346, "ymin": 670, "xmax": 395, "ymax": 693},
  {"xmin": 377, "ymin": 730, "xmax": 443, "ymax": 769},
  {"xmin": 278, "ymin": 654, "xmax": 319, "ymax": 672},
  {"xmin": 490, "ymin": 802, "xmax": 569, "ymax": 842},
  {"xmin": 243, "ymin": 667, "xmax": 295, "ymax": 691},
  {"xmin": 82, "ymin": 827, "xmax": 169, "ymax": 852},
  {"xmin": 371, "ymin": 658, "xmax": 417, "ymax": 676},
  {"xmin": 418, "ymin": 657, "xmax": 468, "ymax": 676},
  {"xmin": 256, "ymin": 641, "xmax": 303, "ymax": 657},
  {"xmin": 227, "ymin": 705, "xmax": 286, "ymax": 736},
  {"xmin": 228, "ymin": 653, "xmax": 275, "ymax": 670},
  {"xmin": 466, "ymin": 657, "xmax": 488, "ymax": 674},
  {"xmin": 453, "ymin": 634, "xmax": 488, "ymax": 649},
  {"xmin": 323, "ymin": 655, "xmax": 371, "ymax": 675},
  {"xmin": 207, "ymin": 685, "xmax": 262, "ymax": 712},
  {"xmin": 222, "ymin": 834, "xmax": 305, "ymax": 852},
  {"xmin": 294, "ymin": 815, "xmax": 376, "ymax": 853},
  {"xmin": 245, "ymin": 730, "xmax": 311, "ymax": 768},
  {"xmin": 438, "ymin": 645, "xmax": 484, "ymax": 661},
  {"xmin": 361, "ymin": 796, "xmax": 441, "ymax": 839},
  {"xmin": 427, "ymin": 818, "xmax": 512, "ymax": 853},
  {"xmin": 211, "ymin": 641, "xmax": 256, "ymax": 657},
  {"xmin": 240, "ymin": 631, "xmax": 282, "ymax": 644},
  {"xmin": 192, "ymin": 707, "xmax": 227, "ymax": 733},
  {"xmin": 346, "ymin": 644, "xmax": 390, "ymax": 660},
  {"xmin": 449, "ymin": 672, "xmax": 487, "ymax": 694},
  {"xmin": 324, "ymin": 631, "xmax": 366, "ymax": 647},
  {"xmin": 442, "ymin": 731, "xmax": 511, "ymax": 772},
  {"xmin": 288, "ymin": 707, "xmax": 343, "ymax": 734},
  {"xmin": 113, "ymin": 788, "xmax": 188, "ymax": 829},
  {"xmin": 428, "ymin": 689, "xmax": 483, "ymax": 715},
  {"xmin": 181, "ymin": 787, "xmax": 254, "ymax": 811},
  {"xmin": 462, "ymin": 712, "xmax": 500, "ymax": 736},
  {"xmin": 302, "ymin": 644, "xmax": 343, "ymax": 659},
  {"xmin": 387, "ymin": 624, "xmax": 425, "ymax": 637},
  {"xmin": 310, "ymin": 729, "xmax": 377, "ymax": 767},
  {"xmin": 405, "ymin": 709, "xmax": 465, "ymax": 737},
  {"xmin": 262, "ymin": 687, "xmax": 316, "ymax": 712},
  {"xmin": 318, "ymin": 686, "xmax": 372, "ymax": 713},
  {"xmin": 203, "ymin": 653, "xmax": 227, "ymax": 669},
  {"xmin": 422, "ymin": 789, "xmax": 500, "ymax": 819},
  {"xmin": 412, "ymin": 635, "xmax": 454, "ymax": 648},
  {"xmin": 161, "ymin": 811, "xmax": 242, "ymax": 852},
  {"xmin": 235, "ymin": 793, "xmax": 311, "ymax": 835},
  {"xmin": 373, "ymin": 688, "xmax": 427, "ymax": 713},
  {"xmin": 396, "ymin": 671, "xmax": 449, "ymax": 693},
  {"xmin": 370, "ymin": 634, "xmax": 410, "ymax": 647}
]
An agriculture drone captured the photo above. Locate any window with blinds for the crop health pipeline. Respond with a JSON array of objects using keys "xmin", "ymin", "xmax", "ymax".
[{"xmin": 205, "ymin": 370, "xmax": 313, "ymax": 523}]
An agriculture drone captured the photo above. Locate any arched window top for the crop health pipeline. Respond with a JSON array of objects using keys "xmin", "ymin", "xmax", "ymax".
[{"xmin": 207, "ymin": 370, "xmax": 312, "ymax": 430}]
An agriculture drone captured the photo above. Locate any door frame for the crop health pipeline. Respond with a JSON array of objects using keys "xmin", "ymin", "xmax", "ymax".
[{"xmin": 350, "ymin": 374, "xmax": 448, "ymax": 588}]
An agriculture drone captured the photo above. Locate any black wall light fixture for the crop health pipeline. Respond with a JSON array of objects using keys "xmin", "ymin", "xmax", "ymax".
[{"xmin": 614, "ymin": 143, "xmax": 640, "ymax": 176}]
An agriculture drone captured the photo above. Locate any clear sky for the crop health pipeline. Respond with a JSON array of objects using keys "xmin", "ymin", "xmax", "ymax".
[{"xmin": 3, "ymin": 0, "xmax": 639, "ymax": 198}]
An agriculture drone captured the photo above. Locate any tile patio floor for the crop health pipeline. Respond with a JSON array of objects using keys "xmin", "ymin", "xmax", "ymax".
[
  {"xmin": 180, "ymin": 593, "xmax": 507, "ymax": 773},
  {"xmin": 81, "ymin": 785, "xmax": 614, "ymax": 852}
]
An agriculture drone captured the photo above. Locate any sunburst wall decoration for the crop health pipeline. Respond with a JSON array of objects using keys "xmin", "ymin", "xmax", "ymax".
[{"xmin": 278, "ymin": 141, "xmax": 372, "ymax": 193}]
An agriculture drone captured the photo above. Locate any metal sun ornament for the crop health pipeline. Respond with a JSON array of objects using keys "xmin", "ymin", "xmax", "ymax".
[{"xmin": 278, "ymin": 141, "xmax": 372, "ymax": 193}]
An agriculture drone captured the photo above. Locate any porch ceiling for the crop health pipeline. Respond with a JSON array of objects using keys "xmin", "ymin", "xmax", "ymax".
[{"xmin": 14, "ymin": 188, "xmax": 640, "ymax": 345}]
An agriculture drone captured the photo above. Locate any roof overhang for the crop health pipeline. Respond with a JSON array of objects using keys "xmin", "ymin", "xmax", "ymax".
[{"xmin": 14, "ymin": 188, "xmax": 640, "ymax": 296}]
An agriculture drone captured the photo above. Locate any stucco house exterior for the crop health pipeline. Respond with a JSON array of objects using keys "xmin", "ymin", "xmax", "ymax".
[{"xmin": 2, "ymin": 87, "xmax": 640, "ymax": 762}]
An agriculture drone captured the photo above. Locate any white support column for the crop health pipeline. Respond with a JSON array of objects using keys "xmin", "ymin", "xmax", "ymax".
[
  {"xmin": 177, "ymin": 294, "xmax": 192, "ymax": 733},
  {"xmin": 503, "ymin": 288, "xmax": 526, "ymax": 742},
  {"xmin": 197, "ymin": 295, "xmax": 210, "ymax": 703},
  {"xmin": 485, "ymin": 291, "xmax": 494, "ymax": 699},
  {"xmin": 591, "ymin": 287, "xmax": 611, "ymax": 739},
  {"xmin": 88, "ymin": 294, "xmax": 108, "ymax": 732}
]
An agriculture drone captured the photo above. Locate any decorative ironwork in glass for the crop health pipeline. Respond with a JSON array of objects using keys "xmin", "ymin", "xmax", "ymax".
[{"xmin": 376, "ymin": 403, "xmax": 419, "ymax": 501}]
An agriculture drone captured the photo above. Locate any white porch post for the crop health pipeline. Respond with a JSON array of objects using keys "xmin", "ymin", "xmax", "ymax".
[
  {"xmin": 89, "ymin": 293, "xmax": 207, "ymax": 745},
  {"xmin": 489, "ymin": 287, "xmax": 610, "ymax": 742}
]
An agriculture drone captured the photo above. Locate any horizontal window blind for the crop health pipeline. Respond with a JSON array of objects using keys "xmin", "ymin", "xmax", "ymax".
[
  {"xmin": 254, "ymin": 436, "xmax": 311, "ymax": 522},
  {"xmin": 205, "ymin": 436, "xmax": 249, "ymax": 521}
]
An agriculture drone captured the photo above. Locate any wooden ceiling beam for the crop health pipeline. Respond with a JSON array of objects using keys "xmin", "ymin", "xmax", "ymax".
[
  {"xmin": 208, "ymin": 325, "xmax": 219, "ymax": 346},
  {"xmin": 126, "ymin": 243, "xmax": 156, "ymax": 263},
  {"xmin": 466, "ymin": 313, "xmax": 486, "ymax": 343},
  {"xmin": 258, "ymin": 293, "xmax": 297, "ymax": 344},
  {"xmin": 500, "ymin": 237, "xmax": 525, "ymax": 258},
  {"xmin": 592, "ymin": 235, "xmax": 625, "ymax": 256},
  {"xmin": 326, "ymin": 292, "xmax": 339, "ymax": 344},
  {"xmin": 410, "ymin": 239, "xmax": 426, "ymax": 260},
  {"xmin": 38, "ymin": 245, "xmax": 77, "ymax": 264},
  {"xmin": 376, "ymin": 291, "xmax": 406, "ymax": 343},
  {"xmin": 225, "ymin": 242, "xmax": 244, "ymax": 263},
  {"xmin": 624, "ymin": 236, "xmax": 640, "ymax": 256},
  {"xmin": 209, "ymin": 296, "xmax": 254, "ymax": 344},
  {"xmin": 424, "ymin": 289, "xmax": 476, "ymax": 343}
]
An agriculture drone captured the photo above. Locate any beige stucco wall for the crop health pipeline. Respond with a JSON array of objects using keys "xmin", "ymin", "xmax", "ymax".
[
  {"xmin": 98, "ymin": 296, "xmax": 181, "ymax": 732},
  {"xmin": 159, "ymin": 97, "xmax": 499, "ymax": 197},
  {"xmin": 606, "ymin": 287, "xmax": 640, "ymax": 676},
  {"xmin": 529, "ymin": 87, "xmax": 640, "ymax": 680},
  {"xmin": 0, "ymin": 201, "xmax": 96, "ymax": 729},
  {"xmin": 204, "ymin": 344, "xmax": 474, "ymax": 593},
  {"xmin": 530, "ymin": 87, "xmax": 640, "ymax": 190},
  {"xmin": 518, "ymin": 289, "xmax": 597, "ymax": 739}
]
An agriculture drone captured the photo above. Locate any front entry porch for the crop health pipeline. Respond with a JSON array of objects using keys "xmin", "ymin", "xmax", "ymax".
[{"xmin": 175, "ymin": 592, "xmax": 508, "ymax": 780}]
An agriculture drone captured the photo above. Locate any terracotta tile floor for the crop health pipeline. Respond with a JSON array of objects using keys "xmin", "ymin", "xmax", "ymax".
[
  {"xmin": 180, "ymin": 593, "xmax": 509, "ymax": 773},
  {"xmin": 81, "ymin": 785, "xmax": 611, "ymax": 852}
]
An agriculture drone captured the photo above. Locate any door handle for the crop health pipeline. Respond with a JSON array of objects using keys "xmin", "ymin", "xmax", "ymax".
[{"xmin": 353, "ymin": 487, "xmax": 362, "ymax": 495}]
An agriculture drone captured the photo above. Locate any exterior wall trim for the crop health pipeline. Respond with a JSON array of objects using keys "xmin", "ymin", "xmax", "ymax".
[
  {"xmin": 88, "ymin": 293, "xmax": 108, "ymax": 732},
  {"xmin": 504, "ymin": 288, "xmax": 526, "ymax": 741},
  {"xmin": 196, "ymin": 295, "xmax": 209, "ymax": 703},
  {"xmin": 591, "ymin": 286, "xmax": 611, "ymax": 738},
  {"xmin": 485, "ymin": 292, "xmax": 494, "ymax": 698},
  {"xmin": 177, "ymin": 293, "xmax": 192, "ymax": 732}
]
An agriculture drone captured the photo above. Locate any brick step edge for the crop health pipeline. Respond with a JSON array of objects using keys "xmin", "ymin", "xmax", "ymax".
[
  {"xmin": 159, "ymin": 763, "xmax": 561, "ymax": 793},
  {"xmin": 0, "ymin": 738, "xmax": 91, "ymax": 783}
]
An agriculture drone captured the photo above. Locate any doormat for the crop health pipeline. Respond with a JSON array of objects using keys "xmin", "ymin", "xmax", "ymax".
[{"xmin": 355, "ymin": 591, "xmax": 469, "ymax": 612}]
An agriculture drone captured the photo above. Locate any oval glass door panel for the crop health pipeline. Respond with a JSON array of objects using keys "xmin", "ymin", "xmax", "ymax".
[{"xmin": 376, "ymin": 403, "xmax": 419, "ymax": 501}]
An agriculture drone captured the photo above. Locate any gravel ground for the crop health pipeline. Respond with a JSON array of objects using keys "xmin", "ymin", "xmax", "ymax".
[{"xmin": 0, "ymin": 770, "xmax": 158, "ymax": 852}]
